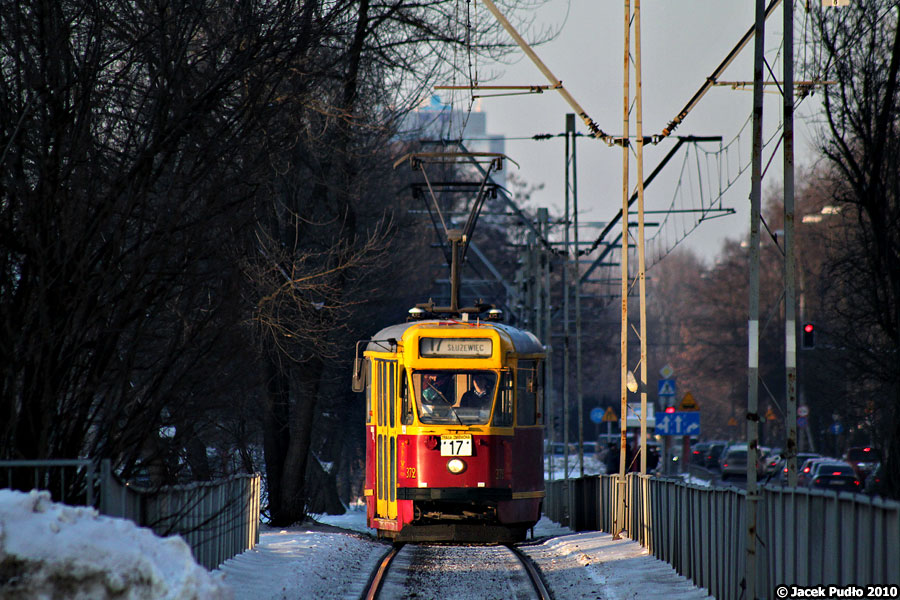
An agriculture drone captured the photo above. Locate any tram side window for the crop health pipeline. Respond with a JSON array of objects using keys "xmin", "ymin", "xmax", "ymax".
[
  {"xmin": 366, "ymin": 359, "xmax": 373, "ymax": 425},
  {"xmin": 517, "ymin": 360, "xmax": 538, "ymax": 426},
  {"xmin": 400, "ymin": 371, "xmax": 414, "ymax": 425},
  {"xmin": 377, "ymin": 361, "xmax": 384, "ymax": 427},
  {"xmin": 493, "ymin": 371, "xmax": 514, "ymax": 427},
  {"xmin": 389, "ymin": 361, "xmax": 396, "ymax": 427}
]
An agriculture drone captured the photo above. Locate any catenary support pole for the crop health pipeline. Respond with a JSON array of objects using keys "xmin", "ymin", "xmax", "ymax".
[
  {"xmin": 569, "ymin": 114, "xmax": 585, "ymax": 478},
  {"xmin": 783, "ymin": 0, "xmax": 799, "ymax": 488},
  {"xmin": 635, "ymin": 0, "xmax": 648, "ymax": 477},
  {"xmin": 615, "ymin": 0, "xmax": 631, "ymax": 540},
  {"xmin": 563, "ymin": 117, "xmax": 571, "ymax": 482},
  {"xmin": 746, "ymin": 0, "xmax": 765, "ymax": 597},
  {"xmin": 540, "ymin": 208, "xmax": 554, "ymax": 482}
]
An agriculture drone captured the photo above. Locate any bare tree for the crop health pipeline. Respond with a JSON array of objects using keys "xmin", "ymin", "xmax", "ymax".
[
  {"xmin": 239, "ymin": 0, "xmax": 552, "ymax": 525},
  {"xmin": 808, "ymin": 1, "xmax": 900, "ymax": 496},
  {"xmin": 0, "ymin": 0, "xmax": 323, "ymax": 484}
]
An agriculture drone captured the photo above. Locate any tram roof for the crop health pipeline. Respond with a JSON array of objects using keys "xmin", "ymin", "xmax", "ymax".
[{"xmin": 366, "ymin": 320, "xmax": 544, "ymax": 355}]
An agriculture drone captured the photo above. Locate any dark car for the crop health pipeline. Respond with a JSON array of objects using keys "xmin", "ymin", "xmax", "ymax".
[
  {"xmin": 864, "ymin": 463, "xmax": 884, "ymax": 495},
  {"xmin": 843, "ymin": 447, "xmax": 881, "ymax": 484},
  {"xmin": 704, "ymin": 442, "xmax": 728, "ymax": 469},
  {"xmin": 798, "ymin": 457, "xmax": 830, "ymax": 487},
  {"xmin": 691, "ymin": 442, "xmax": 710, "ymax": 465},
  {"xmin": 720, "ymin": 446, "xmax": 748, "ymax": 480},
  {"xmin": 779, "ymin": 452, "xmax": 822, "ymax": 485},
  {"xmin": 762, "ymin": 448, "xmax": 783, "ymax": 475},
  {"xmin": 808, "ymin": 461, "xmax": 861, "ymax": 492}
]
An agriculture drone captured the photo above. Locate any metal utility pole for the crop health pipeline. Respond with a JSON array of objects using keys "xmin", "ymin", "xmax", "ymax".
[
  {"xmin": 615, "ymin": 0, "xmax": 632, "ymax": 540},
  {"xmin": 571, "ymin": 113, "xmax": 585, "ymax": 479},
  {"xmin": 635, "ymin": 0, "xmax": 648, "ymax": 477},
  {"xmin": 563, "ymin": 117, "xmax": 571, "ymax": 482},
  {"xmin": 540, "ymin": 208, "xmax": 555, "ymax": 482},
  {"xmin": 746, "ymin": 0, "xmax": 766, "ymax": 597},
  {"xmin": 565, "ymin": 115, "xmax": 585, "ymax": 477},
  {"xmin": 532, "ymin": 233, "xmax": 542, "ymax": 343},
  {"xmin": 783, "ymin": 0, "xmax": 799, "ymax": 488}
]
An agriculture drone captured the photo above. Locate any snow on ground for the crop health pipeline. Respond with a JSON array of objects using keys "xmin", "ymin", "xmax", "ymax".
[
  {"xmin": 220, "ymin": 505, "xmax": 714, "ymax": 600},
  {"xmin": 219, "ymin": 524, "xmax": 383, "ymax": 600},
  {"xmin": 0, "ymin": 487, "xmax": 715, "ymax": 599},
  {"xmin": 520, "ymin": 532, "xmax": 714, "ymax": 600},
  {"xmin": 0, "ymin": 489, "xmax": 230, "ymax": 600}
]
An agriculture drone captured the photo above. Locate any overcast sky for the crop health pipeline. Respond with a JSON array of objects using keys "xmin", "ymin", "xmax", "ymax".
[{"xmin": 445, "ymin": 0, "xmax": 826, "ymax": 263}]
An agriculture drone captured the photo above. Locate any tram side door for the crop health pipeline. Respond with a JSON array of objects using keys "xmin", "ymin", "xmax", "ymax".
[{"xmin": 374, "ymin": 359, "xmax": 399, "ymax": 520}]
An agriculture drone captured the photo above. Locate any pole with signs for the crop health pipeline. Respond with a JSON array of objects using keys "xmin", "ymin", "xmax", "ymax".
[
  {"xmin": 602, "ymin": 406, "xmax": 618, "ymax": 447},
  {"xmin": 678, "ymin": 392, "xmax": 699, "ymax": 471}
]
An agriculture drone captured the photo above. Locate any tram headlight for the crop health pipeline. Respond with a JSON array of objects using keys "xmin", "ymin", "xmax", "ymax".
[{"xmin": 447, "ymin": 458, "xmax": 466, "ymax": 474}]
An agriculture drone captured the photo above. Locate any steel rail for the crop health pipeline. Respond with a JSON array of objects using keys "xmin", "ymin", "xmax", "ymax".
[
  {"xmin": 505, "ymin": 544, "xmax": 552, "ymax": 600},
  {"xmin": 362, "ymin": 544, "xmax": 402, "ymax": 600}
]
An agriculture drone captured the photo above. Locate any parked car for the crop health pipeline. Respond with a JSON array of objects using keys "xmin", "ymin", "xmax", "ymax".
[
  {"xmin": 779, "ymin": 452, "xmax": 822, "ymax": 485},
  {"xmin": 691, "ymin": 442, "xmax": 710, "ymax": 466},
  {"xmin": 798, "ymin": 457, "xmax": 831, "ymax": 487},
  {"xmin": 762, "ymin": 448, "xmax": 783, "ymax": 476},
  {"xmin": 546, "ymin": 442, "xmax": 570, "ymax": 456},
  {"xmin": 704, "ymin": 442, "xmax": 729, "ymax": 469},
  {"xmin": 864, "ymin": 463, "xmax": 884, "ymax": 495},
  {"xmin": 764, "ymin": 458, "xmax": 785, "ymax": 484},
  {"xmin": 807, "ymin": 461, "xmax": 861, "ymax": 492},
  {"xmin": 843, "ymin": 447, "xmax": 881, "ymax": 484},
  {"xmin": 720, "ymin": 446, "xmax": 749, "ymax": 480}
]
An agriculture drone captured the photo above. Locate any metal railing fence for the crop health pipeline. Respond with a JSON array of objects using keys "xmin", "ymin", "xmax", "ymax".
[
  {"xmin": 545, "ymin": 474, "xmax": 900, "ymax": 600},
  {"xmin": 99, "ymin": 460, "xmax": 261, "ymax": 569},
  {"xmin": 1, "ymin": 459, "xmax": 261, "ymax": 570},
  {"xmin": 0, "ymin": 459, "xmax": 97, "ymax": 506}
]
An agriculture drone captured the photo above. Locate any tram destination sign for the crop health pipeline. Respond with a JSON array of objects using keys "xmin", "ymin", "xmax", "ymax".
[{"xmin": 419, "ymin": 337, "xmax": 492, "ymax": 358}]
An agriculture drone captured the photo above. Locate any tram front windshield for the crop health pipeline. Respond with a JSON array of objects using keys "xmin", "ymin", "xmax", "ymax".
[{"xmin": 413, "ymin": 370, "xmax": 497, "ymax": 425}]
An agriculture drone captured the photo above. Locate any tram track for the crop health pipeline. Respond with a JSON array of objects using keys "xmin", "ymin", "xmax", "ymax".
[
  {"xmin": 504, "ymin": 543, "xmax": 552, "ymax": 600},
  {"xmin": 363, "ymin": 543, "xmax": 403, "ymax": 600},
  {"xmin": 361, "ymin": 542, "xmax": 551, "ymax": 600}
]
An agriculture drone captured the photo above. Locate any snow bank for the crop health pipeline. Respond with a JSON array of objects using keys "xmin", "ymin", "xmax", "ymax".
[
  {"xmin": 219, "ymin": 525, "xmax": 385, "ymax": 600},
  {"xmin": 522, "ymin": 531, "xmax": 714, "ymax": 600},
  {"xmin": 0, "ymin": 489, "xmax": 231, "ymax": 600}
]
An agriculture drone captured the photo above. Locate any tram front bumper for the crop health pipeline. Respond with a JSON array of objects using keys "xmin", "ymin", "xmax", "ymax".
[{"xmin": 397, "ymin": 487, "xmax": 512, "ymax": 502}]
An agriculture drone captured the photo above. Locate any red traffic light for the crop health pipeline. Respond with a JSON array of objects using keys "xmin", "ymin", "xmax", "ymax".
[
  {"xmin": 665, "ymin": 406, "xmax": 675, "ymax": 413},
  {"xmin": 801, "ymin": 322, "xmax": 816, "ymax": 349}
]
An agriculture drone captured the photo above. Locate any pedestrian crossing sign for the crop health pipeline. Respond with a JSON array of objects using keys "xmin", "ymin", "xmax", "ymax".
[{"xmin": 658, "ymin": 379, "xmax": 676, "ymax": 397}]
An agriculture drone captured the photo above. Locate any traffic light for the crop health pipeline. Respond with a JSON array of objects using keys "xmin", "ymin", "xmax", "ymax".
[{"xmin": 801, "ymin": 322, "xmax": 815, "ymax": 349}]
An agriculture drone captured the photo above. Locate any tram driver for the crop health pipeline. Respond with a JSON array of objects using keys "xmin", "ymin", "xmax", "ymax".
[{"xmin": 459, "ymin": 373, "xmax": 493, "ymax": 409}]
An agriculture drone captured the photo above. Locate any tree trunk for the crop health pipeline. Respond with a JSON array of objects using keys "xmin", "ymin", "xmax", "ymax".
[{"xmin": 262, "ymin": 358, "xmax": 292, "ymax": 525}]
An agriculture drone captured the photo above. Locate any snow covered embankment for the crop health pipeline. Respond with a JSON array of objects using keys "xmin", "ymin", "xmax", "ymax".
[{"xmin": 0, "ymin": 489, "xmax": 231, "ymax": 600}]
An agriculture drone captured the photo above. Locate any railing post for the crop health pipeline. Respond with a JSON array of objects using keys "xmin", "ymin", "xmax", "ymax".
[
  {"xmin": 86, "ymin": 461, "xmax": 96, "ymax": 507},
  {"xmin": 100, "ymin": 459, "xmax": 112, "ymax": 515}
]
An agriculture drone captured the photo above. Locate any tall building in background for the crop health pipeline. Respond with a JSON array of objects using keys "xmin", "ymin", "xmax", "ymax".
[{"xmin": 399, "ymin": 95, "xmax": 506, "ymax": 188}]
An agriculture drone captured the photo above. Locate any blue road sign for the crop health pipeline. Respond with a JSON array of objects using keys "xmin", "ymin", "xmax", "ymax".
[
  {"xmin": 830, "ymin": 422, "xmax": 844, "ymax": 435},
  {"xmin": 658, "ymin": 378, "xmax": 676, "ymax": 397},
  {"xmin": 655, "ymin": 412, "xmax": 700, "ymax": 436},
  {"xmin": 590, "ymin": 407, "xmax": 604, "ymax": 424}
]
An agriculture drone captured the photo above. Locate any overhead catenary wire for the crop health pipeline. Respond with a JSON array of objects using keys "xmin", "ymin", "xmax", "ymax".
[{"xmin": 430, "ymin": 0, "xmax": 812, "ymax": 289}]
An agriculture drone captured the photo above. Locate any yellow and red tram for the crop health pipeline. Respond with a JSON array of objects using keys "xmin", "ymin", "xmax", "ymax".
[{"xmin": 355, "ymin": 315, "xmax": 545, "ymax": 543}]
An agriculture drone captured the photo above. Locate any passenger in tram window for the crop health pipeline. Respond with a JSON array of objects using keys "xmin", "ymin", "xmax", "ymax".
[
  {"xmin": 459, "ymin": 374, "xmax": 493, "ymax": 409},
  {"xmin": 422, "ymin": 373, "xmax": 452, "ymax": 405}
]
